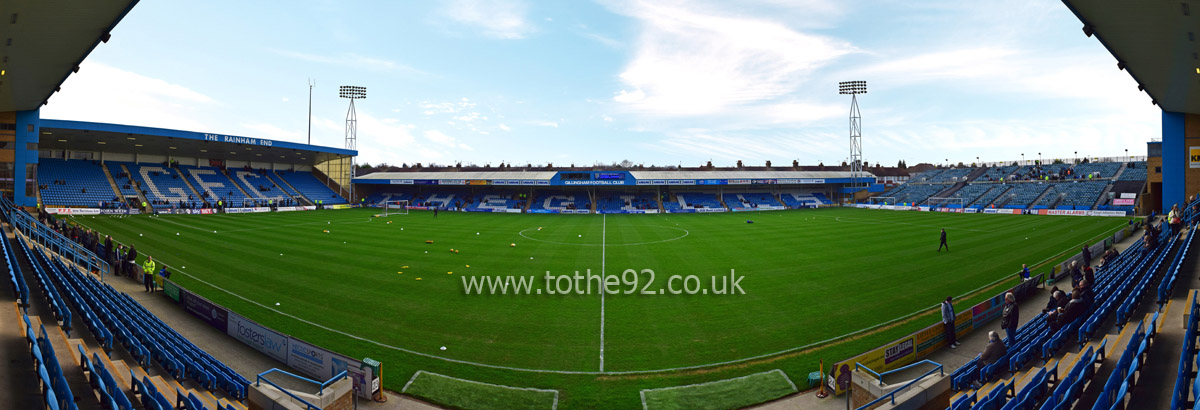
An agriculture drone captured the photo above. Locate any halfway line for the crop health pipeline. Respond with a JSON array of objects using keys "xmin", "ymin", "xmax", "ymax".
[{"xmin": 599, "ymin": 214, "xmax": 607, "ymax": 372}]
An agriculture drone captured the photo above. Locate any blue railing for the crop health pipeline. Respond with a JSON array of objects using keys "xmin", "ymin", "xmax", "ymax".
[
  {"xmin": 854, "ymin": 360, "xmax": 943, "ymax": 409},
  {"xmin": 255, "ymin": 368, "xmax": 348, "ymax": 410},
  {"xmin": 1, "ymin": 197, "xmax": 110, "ymax": 278}
]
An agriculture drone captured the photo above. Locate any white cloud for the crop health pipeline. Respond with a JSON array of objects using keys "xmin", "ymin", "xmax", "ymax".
[
  {"xmin": 421, "ymin": 100, "xmax": 477, "ymax": 116},
  {"xmin": 281, "ymin": 97, "xmax": 289, "ymax": 102},
  {"xmin": 43, "ymin": 62, "xmax": 216, "ymax": 131},
  {"xmin": 529, "ymin": 120, "xmax": 559, "ymax": 128},
  {"xmin": 443, "ymin": 0, "xmax": 533, "ymax": 39},
  {"xmin": 499, "ymin": 123, "xmax": 511, "ymax": 131},
  {"xmin": 607, "ymin": 0, "xmax": 855, "ymax": 116}
]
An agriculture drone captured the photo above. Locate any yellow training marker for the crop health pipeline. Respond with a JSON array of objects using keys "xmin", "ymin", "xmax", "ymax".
[
  {"xmin": 447, "ymin": 272, "xmax": 453, "ymax": 275},
  {"xmin": 402, "ymin": 266, "xmax": 409, "ymax": 269},
  {"xmin": 466, "ymin": 265, "xmax": 470, "ymax": 268},
  {"xmin": 397, "ymin": 272, "xmax": 403, "ymax": 274},
  {"xmin": 416, "ymin": 277, "xmax": 422, "ymax": 280}
]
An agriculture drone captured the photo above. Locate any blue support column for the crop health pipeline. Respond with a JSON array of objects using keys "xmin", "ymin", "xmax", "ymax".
[
  {"xmin": 1162, "ymin": 110, "xmax": 1185, "ymax": 214},
  {"xmin": 14, "ymin": 109, "xmax": 40, "ymax": 207}
]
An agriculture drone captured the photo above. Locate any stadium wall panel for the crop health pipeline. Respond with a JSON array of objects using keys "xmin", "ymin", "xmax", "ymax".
[{"xmin": 163, "ymin": 277, "xmax": 379, "ymax": 399}]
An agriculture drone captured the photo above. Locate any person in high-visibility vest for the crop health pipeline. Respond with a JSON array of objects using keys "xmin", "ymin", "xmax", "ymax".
[{"xmin": 142, "ymin": 256, "xmax": 156, "ymax": 292}]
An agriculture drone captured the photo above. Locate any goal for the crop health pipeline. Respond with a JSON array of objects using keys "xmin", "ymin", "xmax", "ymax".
[
  {"xmin": 868, "ymin": 196, "xmax": 897, "ymax": 205},
  {"xmin": 926, "ymin": 197, "xmax": 965, "ymax": 209},
  {"xmin": 383, "ymin": 200, "xmax": 409, "ymax": 216}
]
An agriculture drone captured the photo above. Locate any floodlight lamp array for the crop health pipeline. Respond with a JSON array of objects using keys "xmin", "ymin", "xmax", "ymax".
[
  {"xmin": 838, "ymin": 81, "xmax": 867, "ymax": 95},
  {"xmin": 339, "ymin": 85, "xmax": 367, "ymax": 99}
]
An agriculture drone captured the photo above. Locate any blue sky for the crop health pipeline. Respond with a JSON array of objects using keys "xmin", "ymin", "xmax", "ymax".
[{"xmin": 43, "ymin": 0, "xmax": 1159, "ymax": 168}]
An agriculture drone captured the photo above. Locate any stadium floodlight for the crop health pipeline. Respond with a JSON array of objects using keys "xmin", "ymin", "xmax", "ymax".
[
  {"xmin": 838, "ymin": 80, "xmax": 867, "ymax": 95},
  {"xmin": 840, "ymin": 80, "xmax": 867, "ymax": 204},
  {"xmin": 341, "ymin": 85, "xmax": 366, "ymax": 203},
  {"xmin": 339, "ymin": 85, "xmax": 367, "ymax": 100}
]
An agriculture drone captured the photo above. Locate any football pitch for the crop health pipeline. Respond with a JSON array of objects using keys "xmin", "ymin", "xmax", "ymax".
[{"xmin": 69, "ymin": 208, "xmax": 1130, "ymax": 409}]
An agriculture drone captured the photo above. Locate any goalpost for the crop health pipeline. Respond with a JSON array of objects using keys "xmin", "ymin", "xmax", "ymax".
[
  {"xmin": 926, "ymin": 197, "xmax": 965, "ymax": 209},
  {"xmin": 867, "ymin": 196, "xmax": 897, "ymax": 205},
  {"xmin": 383, "ymin": 200, "xmax": 409, "ymax": 216}
]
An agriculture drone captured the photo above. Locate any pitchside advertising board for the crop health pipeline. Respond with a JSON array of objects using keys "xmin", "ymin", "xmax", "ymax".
[
  {"xmin": 165, "ymin": 279, "xmax": 380, "ymax": 398},
  {"xmin": 828, "ymin": 273, "xmax": 1044, "ymax": 395}
]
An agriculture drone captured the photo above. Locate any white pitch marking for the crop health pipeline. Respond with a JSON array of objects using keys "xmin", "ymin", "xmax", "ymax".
[{"xmin": 600, "ymin": 214, "xmax": 607, "ymax": 372}]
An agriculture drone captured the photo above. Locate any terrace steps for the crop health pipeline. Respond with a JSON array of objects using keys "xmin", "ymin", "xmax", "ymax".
[
  {"xmin": 100, "ymin": 162, "xmax": 123, "ymax": 201},
  {"xmin": 964, "ymin": 167, "xmax": 989, "ymax": 182},
  {"xmin": 1029, "ymin": 184, "xmax": 1055, "ymax": 208},
  {"xmin": 178, "ymin": 167, "xmax": 211, "ymax": 207},
  {"xmin": 1111, "ymin": 162, "xmax": 1129, "ymax": 182},
  {"xmin": 1093, "ymin": 183, "xmax": 1114, "ymax": 209},
  {"xmin": 121, "ymin": 164, "xmax": 152, "ymax": 212},
  {"xmin": 29, "ymin": 301, "xmax": 106, "ymax": 410},
  {"xmin": 223, "ymin": 170, "xmax": 255, "ymax": 203},
  {"xmin": 271, "ymin": 170, "xmax": 310, "ymax": 205}
]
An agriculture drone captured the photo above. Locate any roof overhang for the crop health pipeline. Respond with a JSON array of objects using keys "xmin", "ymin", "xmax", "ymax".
[
  {"xmin": 0, "ymin": 1, "xmax": 140, "ymax": 112},
  {"xmin": 39, "ymin": 120, "xmax": 356, "ymax": 164},
  {"xmin": 1062, "ymin": 0, "xmax": 1200, "ymax": 113}
]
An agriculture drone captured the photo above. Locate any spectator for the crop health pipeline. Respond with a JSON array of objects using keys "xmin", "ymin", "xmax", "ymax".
[
  {"xmin": 1081, "ymin": 245, "xmax": 1092, "ymax": 267},
  {"xmin": 1101, "ymin": 248, "xmax": 1120, "ymax": 267},
  {"xmin": 1001, "ymin": 292, "xmax": 1019, "ymax": 341},
  {"xmin": 1062, "ymin": 290, "xmax": 1086, "ymax": 323},
  {"xmin": 1047, "ymin": 308, "xmax": 1064, "ymax": 332},
  {"xmin": 1083, "ymin": 266, "xmax": 1095, "ymax": 288},
  {"xmin": 1069, "ymin": 261, "xmax": 1082, "ymax": 287},
  {"xmin": 1043, "ymin": 286, "xmax": 1062, "ymax": 313},
  {"xmin": 941, "ymin": 296, "xmax": 959, "ymax": 349},
  {"xmin": 1019, "ymin": 264, "xmax": 1031, "ymax": 281},
  {"xmin": 1055, "ymin": 288, "xmax": 1070, "ymax": 308},
  {"xmin": 979, "ymin": 331, "xmax": 1007, "ymax": 366},
  {"xmin": 1169, "ymin": 204, "xmax": 1182, "ymax": 235}
]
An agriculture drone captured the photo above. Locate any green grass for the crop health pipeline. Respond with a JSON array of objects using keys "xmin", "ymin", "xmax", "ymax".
[
  {"xmin": 640, "ymin": 369, "xmax": 797, "ymax": 410},
  {"xmin": 65, "ymin": 208, "xmax": 1130, "ymax": 409},
  {"xmin": 402, "ymin": 370, "xmax": 558, "ymax": 410}
]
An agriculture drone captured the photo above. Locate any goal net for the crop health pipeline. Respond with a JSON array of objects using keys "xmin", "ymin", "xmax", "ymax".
[
  {"xmin": 383, "ymin": 200, "xmax": 409, "ymax": 216},
  {"xmin": 868, "ymin": 196, "xmax": 897, "ymax": 205},
  {"xmin": 926, "ymin": 197, "xmax": 965, "ymax": 209}
]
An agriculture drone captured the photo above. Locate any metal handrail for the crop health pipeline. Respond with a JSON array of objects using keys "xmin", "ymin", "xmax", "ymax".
[
  {"xmin": 853, "ymin": 360, "xmax": 944, "ymax": 410},
  {"xmin": 2, "ymin": 201, "xmax": 110, "ymax": 279},
  {"xmin": 256, "ymin": 368, "xmax": 348, "ymax": 397},
  {"xmin": 255, "ymin": 375, "xmax": 322, "ymax": 410},
  {"xmin": 854, "ymin": 362, "xmax": 883, "ymax": 384}
]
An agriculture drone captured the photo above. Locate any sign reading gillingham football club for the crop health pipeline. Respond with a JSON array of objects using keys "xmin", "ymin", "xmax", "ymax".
[
  {"xmin": 203, "ymin": 133, "xmax": 274, "ymax": 147},
  {"xmin": 1192, "ymin": 146, "xmax": 1200, "ymax": 168}
]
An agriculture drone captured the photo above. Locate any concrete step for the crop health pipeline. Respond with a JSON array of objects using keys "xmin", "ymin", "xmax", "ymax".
[{"xmin": 36, "ymin": 308, "xmax": 104, "ymax": 410}]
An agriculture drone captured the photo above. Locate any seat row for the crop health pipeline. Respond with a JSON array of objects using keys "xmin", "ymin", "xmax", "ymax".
[
  {"xmin": 1170, "ymin": 290, "xmax": 1200, "ymax": 410},
  {"xmin": 19, "ymin": 234, "xmax": 250, "ymax": 401},
  {"xmin": 1090, "ymin": 314, "xmax": 1157, "ymax": 410},
  {"xmin": 21, "ymin": 311, "xmax": 78, "ymax": 410},
  {"xmin": 1159, "ymin": 224, "xmax": 1198, "ymax": 304},
  {"xmin": 952, "ymin": 220, "xmax": 1173, "ymax": 393}
]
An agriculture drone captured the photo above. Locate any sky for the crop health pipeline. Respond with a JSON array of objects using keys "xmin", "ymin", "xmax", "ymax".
[{"xmin": 42, "ymin": 0, "xmax": 1160, "ymax": 168}]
